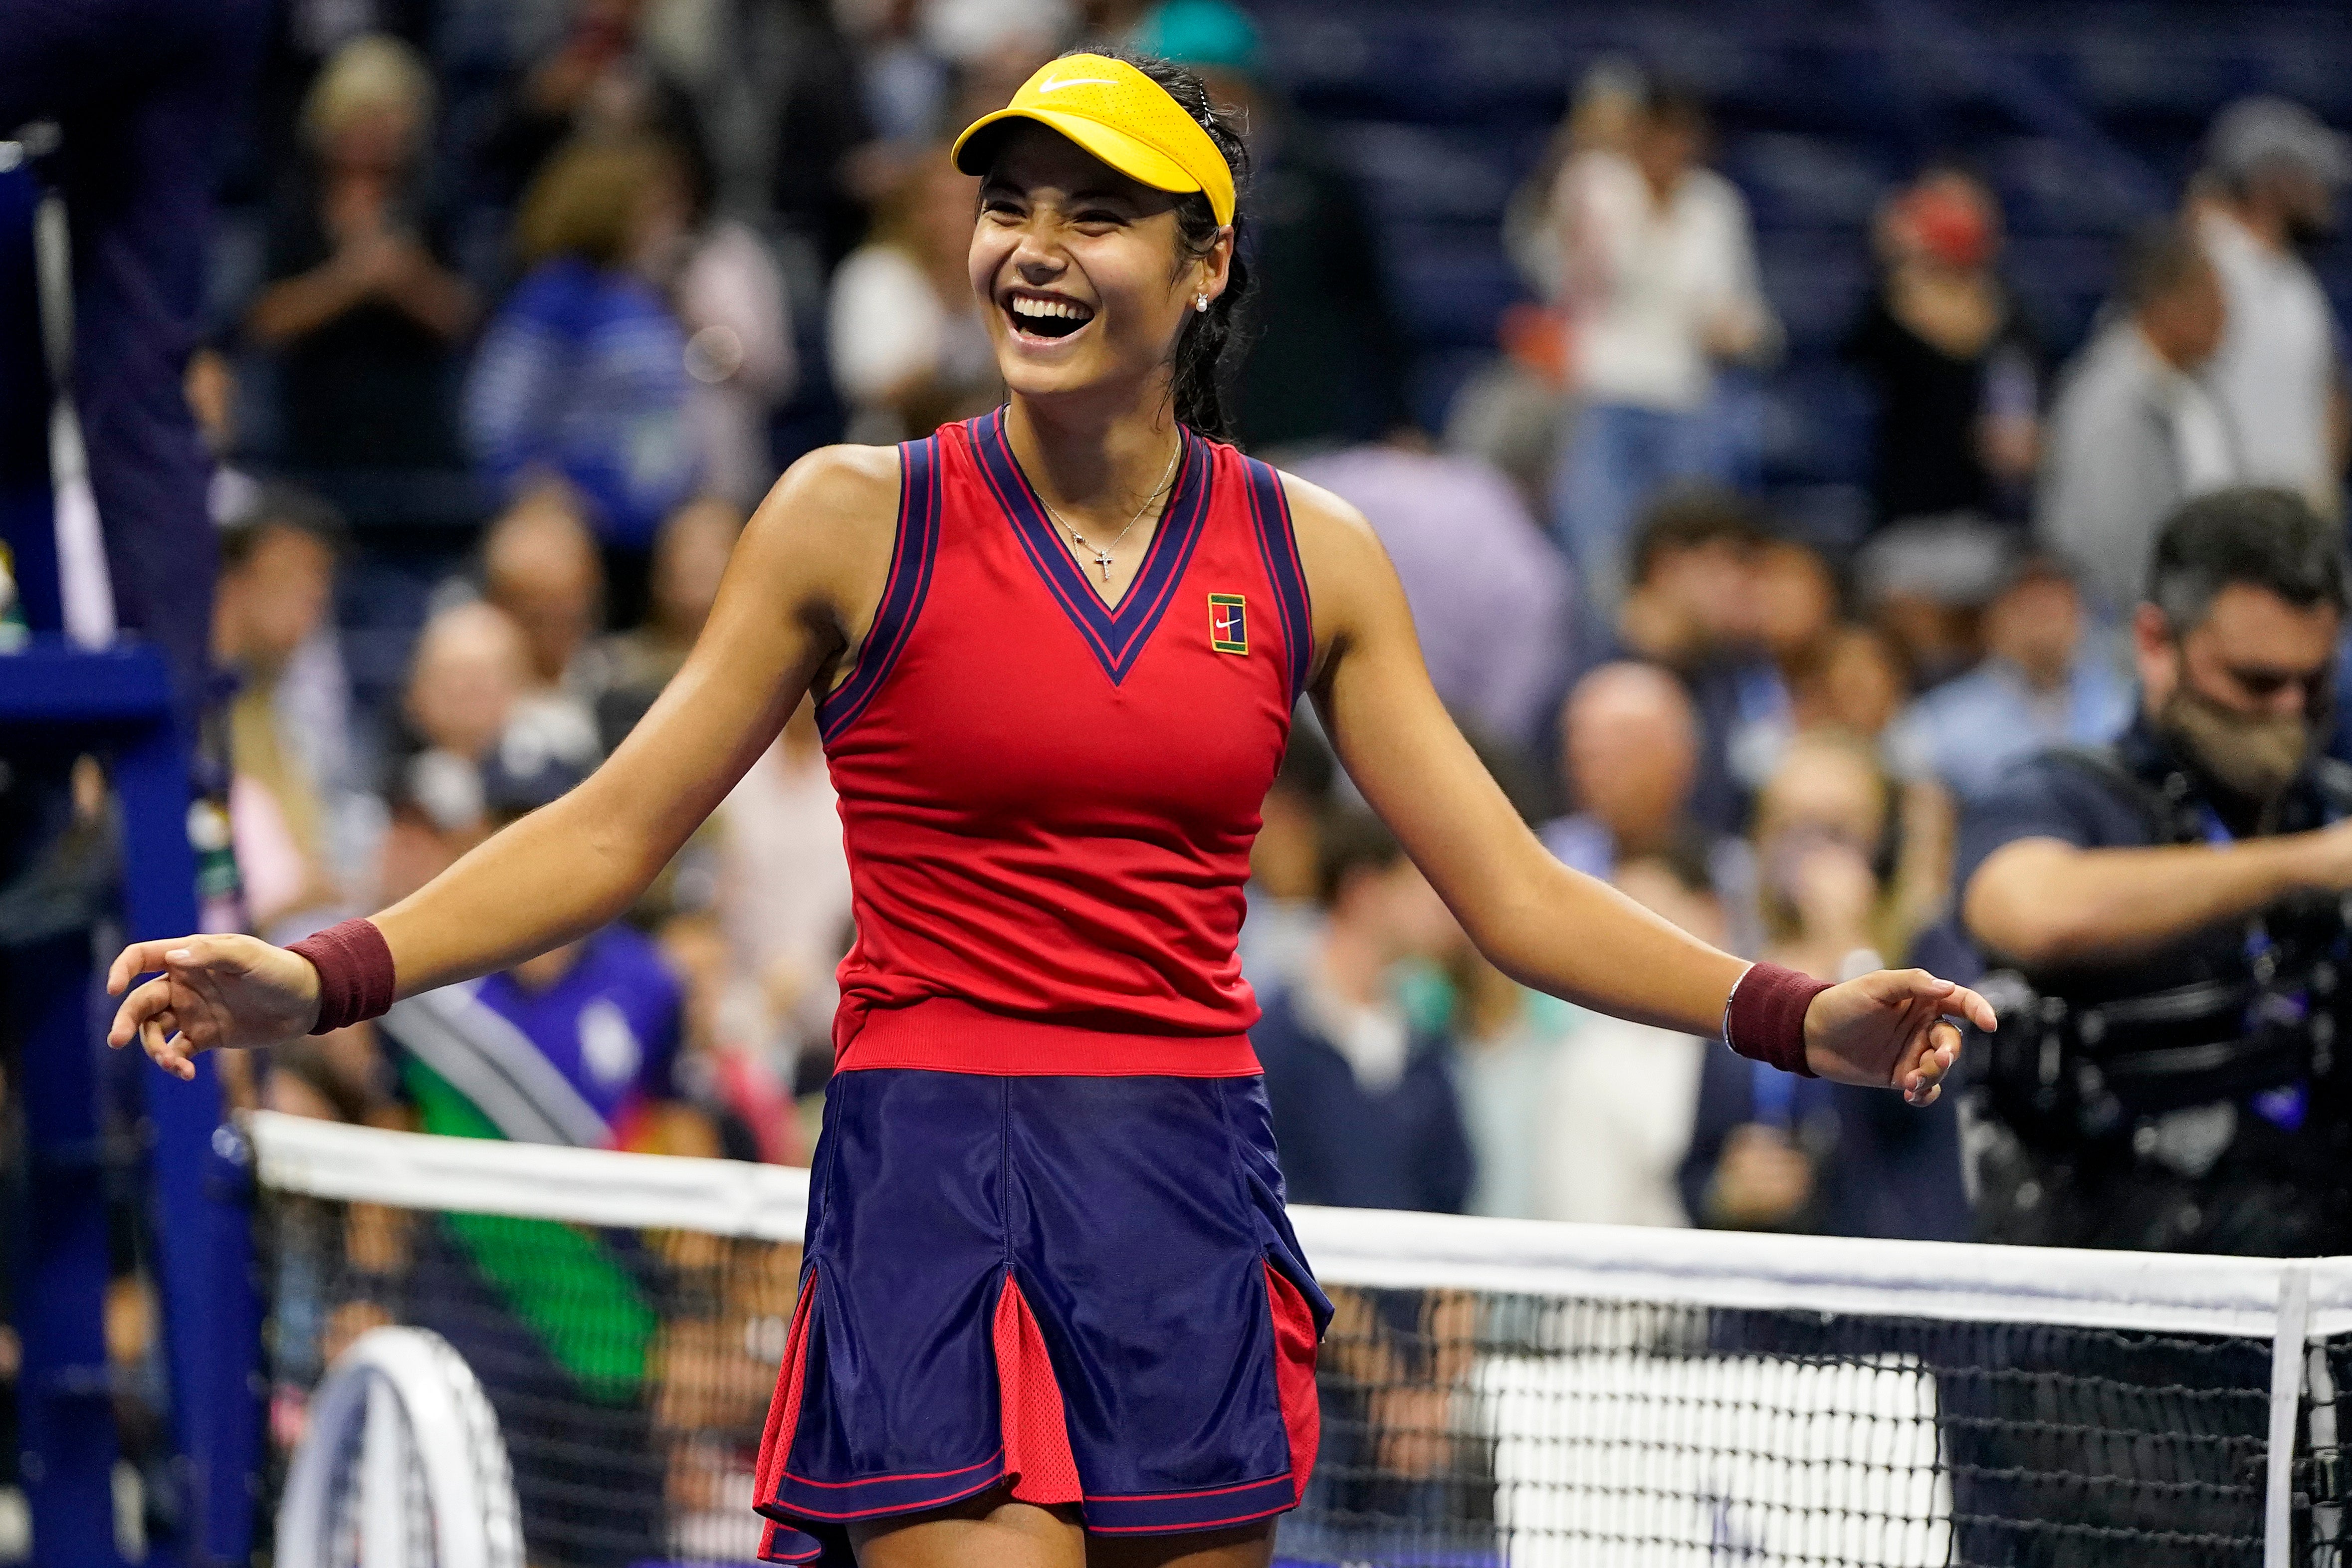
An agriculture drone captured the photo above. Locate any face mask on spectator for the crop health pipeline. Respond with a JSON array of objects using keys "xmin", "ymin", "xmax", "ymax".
[{"xmin": 2158, "ymin": 684, "xmax": 2318, "ymax": 806}]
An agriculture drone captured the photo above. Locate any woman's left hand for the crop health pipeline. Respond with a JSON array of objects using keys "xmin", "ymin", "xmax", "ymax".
[{"xmin": 1802, "ymin": 968, "xmax": 1997, "ymax": 1106}]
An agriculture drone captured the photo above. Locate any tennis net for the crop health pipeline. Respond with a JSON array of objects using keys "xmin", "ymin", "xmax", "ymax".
[{"xmin": 247, "ymin": 1111, "xmax": 2352, "ymax": 1568}]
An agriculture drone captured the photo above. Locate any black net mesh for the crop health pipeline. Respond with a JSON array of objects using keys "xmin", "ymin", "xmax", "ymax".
[
  {"xmin": 1288, "ymin": 1287, "xmax": 2279, "ymax": 1568},
  {"xmin": 265, "ymin": 1190, "xmax": 797, "ymax": 1568},
  {"xmin": 263, "ymin": 1182, "xmax": 2312, "ymax": 1568}
]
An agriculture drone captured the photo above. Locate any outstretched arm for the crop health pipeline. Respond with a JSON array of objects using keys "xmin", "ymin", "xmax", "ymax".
[
  {"xmin": 108, "ymin": 447, "xmax": 901, "ymax": 1078},
  {"xmin": 1963, "ymin": 831, "xmax": 2352, "ymax": 969},
  {"xmin": 1286, "ymin": 473, "xmax": 1992, "ymax": 1101}
]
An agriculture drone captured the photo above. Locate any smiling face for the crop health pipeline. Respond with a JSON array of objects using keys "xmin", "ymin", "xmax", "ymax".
[{"xmin": 968, "ymin": 124, "xmax": 1232, "ymax": 410}]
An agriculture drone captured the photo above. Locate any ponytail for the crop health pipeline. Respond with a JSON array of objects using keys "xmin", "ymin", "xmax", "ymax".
[{"xmin": 1094, "ymin": 49, "xmax": 1256, "ymax": 444}]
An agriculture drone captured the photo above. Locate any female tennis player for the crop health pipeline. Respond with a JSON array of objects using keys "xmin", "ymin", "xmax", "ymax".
[{"xmin": 110, "ymin": 51, "xmax": 1991, "ymax": 1568}]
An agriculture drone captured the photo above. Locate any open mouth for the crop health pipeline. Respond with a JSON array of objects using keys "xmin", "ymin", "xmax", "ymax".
[{"xmin": 1004, "ymin": 291, "xmax": 1095, "ymax": 342}]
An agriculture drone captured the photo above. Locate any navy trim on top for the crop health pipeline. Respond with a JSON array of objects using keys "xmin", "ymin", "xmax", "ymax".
[
  {"xmin": 1241, "ymin": 456, "xmax": 1312, "ymax": 705},
  {"xmin": 972, "ymin": 409, "xmax": 1213, "ymax": 685},
  {"xmin": 817, "ymin": 435, "xmax": 942, "ymax": 742}
]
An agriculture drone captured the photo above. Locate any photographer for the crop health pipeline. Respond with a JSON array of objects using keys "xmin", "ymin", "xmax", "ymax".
[{"xmin": 1959, "ymin": 486, "xmax": 2352, "ymax": 1256}]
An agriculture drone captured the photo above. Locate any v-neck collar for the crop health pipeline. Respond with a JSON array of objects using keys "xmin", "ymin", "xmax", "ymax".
[{"xmin": 972, "ymin": 409, "xmax": 1213, "ymax": 684}]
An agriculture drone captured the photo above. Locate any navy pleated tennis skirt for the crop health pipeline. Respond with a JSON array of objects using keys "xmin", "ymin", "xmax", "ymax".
[{"xmin": 753, "ymin": 1068, "xmax": 1332, "ymax": 1565}]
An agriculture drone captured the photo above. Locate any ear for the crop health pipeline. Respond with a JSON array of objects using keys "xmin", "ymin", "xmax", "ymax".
[
  {"xmin": 2133, "ymin": 602, "xmax": 2178, "ymax": 704},
  {"xmin": 1193, "ymin": 224, "xmax": 1236, "ymax": 305}
]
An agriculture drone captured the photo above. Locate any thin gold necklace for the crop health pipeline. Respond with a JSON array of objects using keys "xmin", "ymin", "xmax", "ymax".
[{"xmin": 1038, "ymin": 440, "xmax": 1181, "ymax": 584}]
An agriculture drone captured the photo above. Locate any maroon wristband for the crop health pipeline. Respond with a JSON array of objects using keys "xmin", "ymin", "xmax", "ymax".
[
  {"xmin": 1723, "ymin": 960, "xmax": 1831, "ymax": 1078},
  {"xmin": 286, "ymin": 918, "xmax": 397, "ymax": 1035}
]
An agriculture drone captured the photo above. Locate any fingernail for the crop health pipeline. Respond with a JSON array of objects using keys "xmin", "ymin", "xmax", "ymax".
[{"xmin": 166, "ymin": 948, "xmax": 192, "ymax": 962}]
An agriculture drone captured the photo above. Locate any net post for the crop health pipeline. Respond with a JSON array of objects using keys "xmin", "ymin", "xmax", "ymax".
[{"xmin": 2270, "ymin": 1261, "xmax": 2315, "ymax": 1566}]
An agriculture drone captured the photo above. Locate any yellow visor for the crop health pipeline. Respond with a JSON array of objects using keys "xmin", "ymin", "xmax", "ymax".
[{"xmin": 951, "ymin": 54, "xmax": 1236, "ymax": 228}]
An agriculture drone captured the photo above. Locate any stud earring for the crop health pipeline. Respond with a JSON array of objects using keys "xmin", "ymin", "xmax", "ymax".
[{"xmin": 1194, "ymin": 292, "xmax": 1209, "ymax": 313}]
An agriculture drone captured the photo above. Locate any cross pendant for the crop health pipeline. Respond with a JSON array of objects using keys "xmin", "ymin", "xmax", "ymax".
[{"xmin": 1093, "ymin": 549, "xmax": 1116, "ymax": 581}]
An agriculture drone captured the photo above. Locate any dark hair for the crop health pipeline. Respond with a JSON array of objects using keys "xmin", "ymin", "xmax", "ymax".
[
  {"xmin": 2118, "ymin": 220, "xmax": 2213, "ymax": 314},
  {"xmin": 1638, "ymin": 76, "xmax": 1711, "ymax": 137},
  {"xmin": 1626, "ymin": 485, "xmax": 1763, "ymax": 587},
  {"xmin": 2147, "ymin": 486, "xmax": 2350, "ymax": 630},
  {"xmin": 514, "ymin": 136, "xmax": 683, "ymax": 270},
  {"xmin": 1086, "ymin": 48, "xmax": 1256, "ymax": 442},
  {"xmin": 220, "ymin": 482, "xmax": 345, "ymax": 573},
  {"xmin": 1315, "ymin": 807, "xmax": 1404, "ymax": 908}
]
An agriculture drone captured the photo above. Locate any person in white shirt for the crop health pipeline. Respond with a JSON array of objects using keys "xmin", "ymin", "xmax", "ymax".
[
  {"xmin": 828, "ymin": 149, "xmax": 1002, "ymax": 443},
  {"xmin": 1531, "ymin": 855, "xmax": 1721, "ymax": 1227},
  {"xmin": 2191, "ymin": 96, "xmax": 2351, "ymax": 516},
  {"xmin": 1549, "ymin": 79, "xmax": 1778, "ymax": 609},
  {"xmin": 2039, "ymin": 222, "xmax": 2236, "ymax": 617}
]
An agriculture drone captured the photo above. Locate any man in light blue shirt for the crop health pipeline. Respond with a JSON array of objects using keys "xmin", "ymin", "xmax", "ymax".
[{"xmin": 1887, "ymin": 553, "xmax": 2131, "ymax": 803}]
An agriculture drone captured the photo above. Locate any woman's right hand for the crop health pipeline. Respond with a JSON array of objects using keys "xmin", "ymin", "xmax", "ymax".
[{"xmin": 105, "ymin": 935, "xmax": 324, "ymax": 1081}]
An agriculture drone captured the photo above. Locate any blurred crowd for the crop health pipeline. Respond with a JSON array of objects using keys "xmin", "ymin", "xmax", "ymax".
[{"xmin": 175, "ymin": 0, "xmax": 2352, "ymax": 1247}]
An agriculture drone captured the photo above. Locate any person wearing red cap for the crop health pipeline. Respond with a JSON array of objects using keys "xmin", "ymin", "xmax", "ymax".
[
  {"xmin": 1842, "ymin": 168, "xmax": 2041, "ymax": 530},
  {"xmin": 108, "ymin": 48, "xmax": 1990, "ymax": 1568}
]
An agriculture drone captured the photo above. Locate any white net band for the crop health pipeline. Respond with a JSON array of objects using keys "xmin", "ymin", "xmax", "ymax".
[{"xmin": 249, "ymin": 1110, "xmax": 2352, "ymax": 1337}]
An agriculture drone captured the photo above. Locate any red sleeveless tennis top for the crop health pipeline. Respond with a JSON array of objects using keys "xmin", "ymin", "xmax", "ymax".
[{"xmin": 816, "ymin": 410, "xmax": 1311, "ymax": 1076}]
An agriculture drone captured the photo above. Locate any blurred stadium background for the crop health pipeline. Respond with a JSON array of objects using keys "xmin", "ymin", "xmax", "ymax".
[{"xmin": 7, "ymin": 0, "xmax": 2352, "ymax": 1565}]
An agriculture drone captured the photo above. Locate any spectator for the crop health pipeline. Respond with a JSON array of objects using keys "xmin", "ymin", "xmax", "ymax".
[
  {"xmin": 1292, "ymin": 439, "xmax": 1573, "ymax": 751},
  {"xmin": 214, "ymin": 488, "xmax": 347, "ymax": 935},
  {"xmin": 475, "ymin": 0, "xmax": 711, "ymax": 214},
  {"xmin": 1449, "ymin": 946, "xmax": 1577, "ymax": 1222},
  {"xmin": 1504, "ymin": 57, "xmax": 1643, "ymax": 316},
  {"xmin": 927, "ymin": 0, "xmax": 1075, "ymax": 129},
  {"xmin": 464, "ymin": 137, "xmax": 700, "ymax": 558},
  {"xmin": 1807, "ymin": 623, "xmax": 1912, "ymax": 742},
  {"xmin": 1798, "ymin": 626, "xmax": 1963, "ymax": 965},
  {"xmin": 378, "ymin": 746, "xmax": 714, "ymax": 1153},
  {"xmin": 1540, "ymin": 664, "xmax": 1754, "ymax": 951},
  {"xmin": 1842, "ymin": 168, "xmax": 2040, "ymax": 529},
  {"xmin": 400, "ymin": 600, "xmax": 530, "ymax": 776},
  {"xmin": 1752, "ymin": 730, "xmax": 1922, "ymax": 985},
  {"xmin": 1852, "ymin": 515, "xmax": 2013, "ymax": 691},
  {"xmin": 654, "ymin": 909, "xmax": 801, "ymax": 1166},
  {"xmin": 1608, "ymin": 488, "xmax": 1784, "ymax": 836},
  {"xmin": 216, "ymin": 469, "xmax": 376, "ymax": 886},
  {"xmin": 382, "ymin": 600, "xmax": 531, "ymax": 901},
  {"xmin": 2038, "ymin": 222, "xmax": 2236, "ymax": 616},
  {"xmin": 1253, "ymin": 810, "xmax": 1475, "ymax": 1215},
  {"xmin": 480, "ymin": 485, "xmax": 608, "ymax": 771},
  {"xmin": 2191, "ymin": 97, "xmax": 2351, "ymax": 516},
  {"xmin": 838, "ymin": 0, "xmax": 954, "ymax": 151},
  {"xmin": 1452, "ymin": 61, "xmax": 1642, "ymax": 515},
  {"xmin": 759, "ymin": 0, "xmax": 884, "ymax": 269},
  {"xmin": 596, "ymin": 496, "xmax": 742, "ymax": 747},
  {"xmin": 1747, "ymin": 536, "xmax": 1842, "ymax": 758},
  {"xmin": 666, "ymin": 171, "xmax": 796, "ymax": 513},
  {"xmin": 827, "ymin": 146, "xmax": 1000, "ymax": 444},
  {"xmin": 1888, "ymin": 554, "xmax": 2132, "ymax": 804},
  {"xmin": 1532, "ymin": 852, "xmax": 1719, "ymax": 1226},
  {"xmin": 1240, "ymin": 722, "xmax": 1336, "ymax": 997},
  {"xmin": 245, "ymin": 34, "xmax": 476, "ymax": 474},
  {"xmin": 1550, "ymin": 77, "xmax": 1778, "ymax": 607},
  {"xmin": 1680, "ymin": 732, "xmax": 1968, "ymax": 1239},
  {"xmin": 1138, "ymin": 0, "xmax": 1413, "ymax": 450},
  {"xmin": 712, "ymin": 700, "xmax": 855, "ymax": 1081}
]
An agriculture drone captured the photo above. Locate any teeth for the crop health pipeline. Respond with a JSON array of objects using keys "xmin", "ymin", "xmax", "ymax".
[{"xmin": 1011, "ymin": 297, "xmax": 1091, "ymax": 322}]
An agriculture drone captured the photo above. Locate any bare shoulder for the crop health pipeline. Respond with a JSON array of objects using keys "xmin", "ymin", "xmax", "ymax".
[
  {"xmin": 734, "ymin": 444, "xmax": 903, "ymax": 617},
  {"xmin": 1271, "ymin": 469, "xmax": 1405, "ymax": 665},
  {"xmin": 1272, "ymin": 468, "xmax": 1384, "ymax": 572},
  {"xmin": 745, "ymin": 444, "xmax": 902, "ymax": 556}
]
